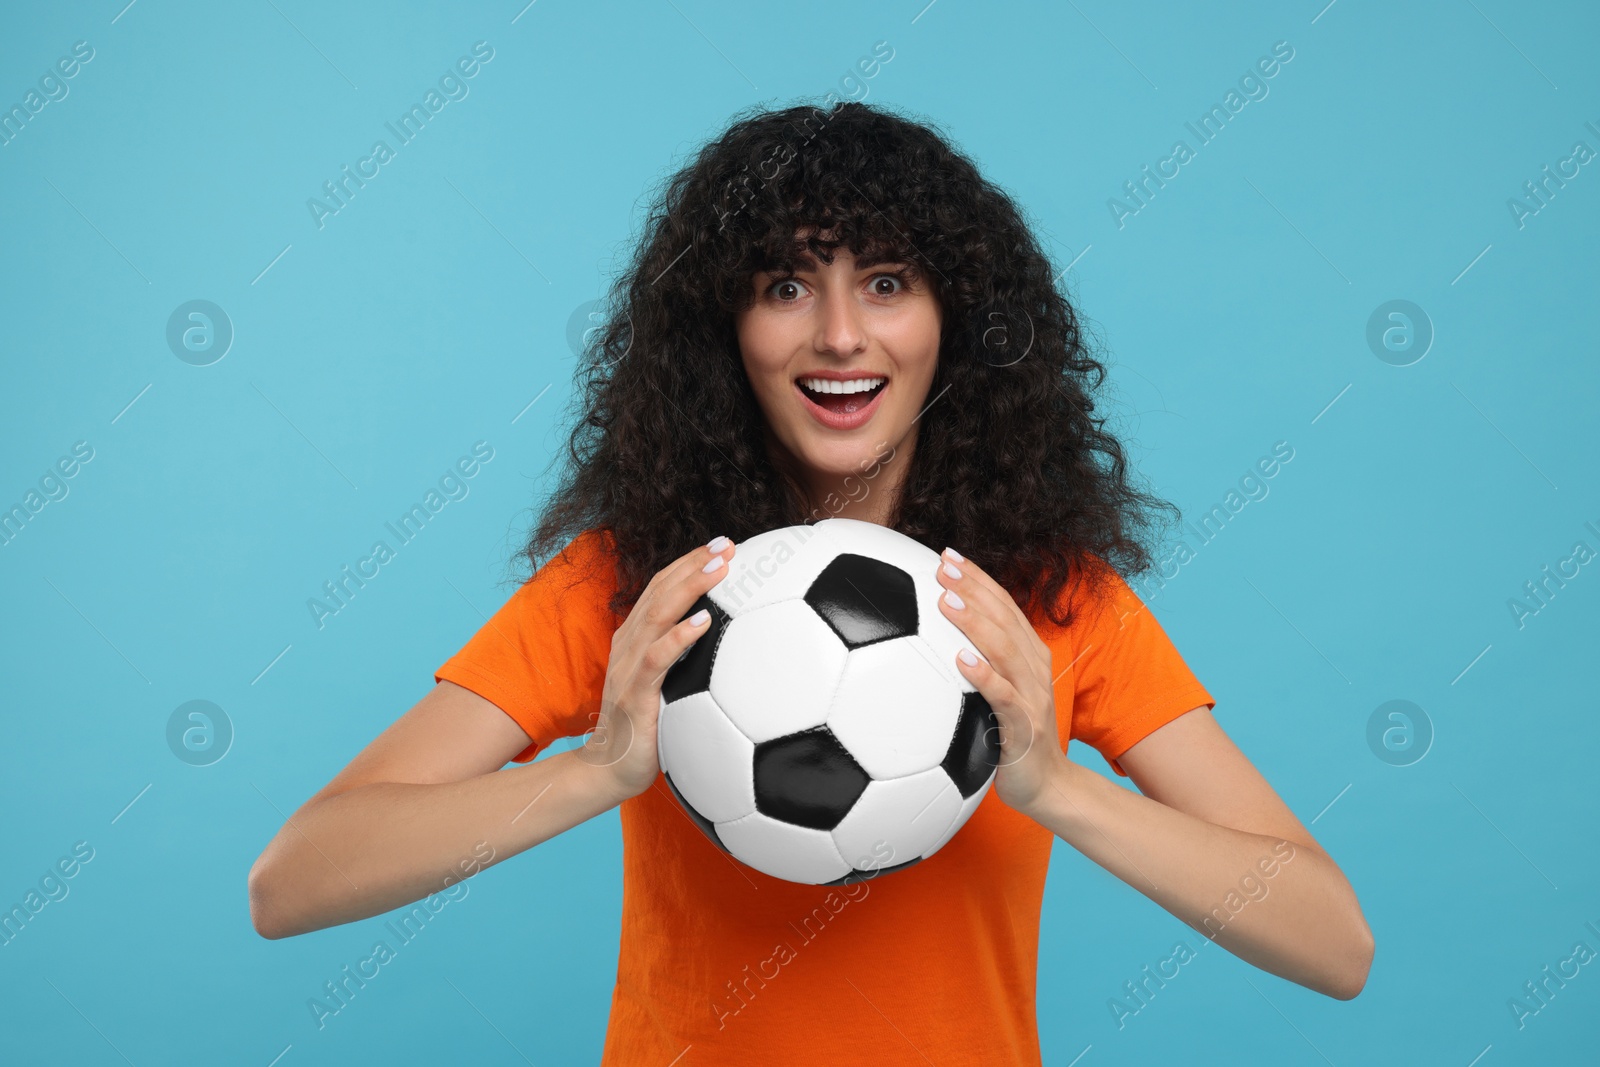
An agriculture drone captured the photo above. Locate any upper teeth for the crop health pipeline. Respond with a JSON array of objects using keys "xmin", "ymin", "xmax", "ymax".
[{"xmin": 800, "ymin": 377, "xmax": 885, "ymax": 395}]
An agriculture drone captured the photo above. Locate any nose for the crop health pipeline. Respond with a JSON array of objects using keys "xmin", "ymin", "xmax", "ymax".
[{"xmin": 812, "ymin": 279, "xmax": 867, "ymax": 359}]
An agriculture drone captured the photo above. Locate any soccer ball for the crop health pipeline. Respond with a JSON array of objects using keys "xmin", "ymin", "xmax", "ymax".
[{"xmin": 656, "ymin": 517, "xmax": 999, "ymax": 885}]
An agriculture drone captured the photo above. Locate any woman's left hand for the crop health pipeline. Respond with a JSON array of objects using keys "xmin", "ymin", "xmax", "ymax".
[{"xmin": 934, "ymin": 547, "xmax": 1072, "ymax": 816}]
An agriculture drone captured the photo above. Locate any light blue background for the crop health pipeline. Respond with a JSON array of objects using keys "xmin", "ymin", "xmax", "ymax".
[{"xmin": 2, "ymin": 0, "xmax": 1596, "ymax": 1063}]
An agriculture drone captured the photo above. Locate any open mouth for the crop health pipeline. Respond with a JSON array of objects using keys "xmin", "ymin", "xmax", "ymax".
[{"xmin": 795, "ymin": 376, "xmax": 888, "ymax": 416}]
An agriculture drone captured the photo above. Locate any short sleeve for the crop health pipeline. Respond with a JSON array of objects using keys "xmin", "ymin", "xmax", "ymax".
[
  {"xmin": 1057, "ymin": 563, "xmax": 1214, "ymax": 777},
  {"xmin": 433, "ymin": 530, "xmax": 620, "ymax": 764}
]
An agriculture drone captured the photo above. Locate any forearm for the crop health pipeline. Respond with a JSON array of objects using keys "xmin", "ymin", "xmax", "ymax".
[
  {"xmin": 249, "ymin": 747, "xmax": 624, "ymax": 939},
  {"xmin": 1026, "ymin": 759, "xmax": 1373, "ymax": 999}
]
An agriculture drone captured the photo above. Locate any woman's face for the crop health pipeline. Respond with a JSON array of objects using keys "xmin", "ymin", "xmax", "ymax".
[{"xmin": 735, "ymin": 244, "xmax": 941, "ymax": 515}]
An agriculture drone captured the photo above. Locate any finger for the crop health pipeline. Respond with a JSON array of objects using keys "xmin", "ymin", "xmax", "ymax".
[
  {"xmin": 951, "ymin": 648, "xmax": 1039, "ymax": 768},
  {"xmin": 936, "ymin": 574, "xmax": 1044, "ymax": 699},
  {"xmin": 939, "ymin": 551, "xmax": 1045, "ymax": 670},
  {"xmin": 636, "ymin": 537, "xmax": 736, "ymax": 635},
  {"xmin": 636, "ymin": 536, "xmax": 729, "ymax": 606},
  {"xmin": 939, "ymin": 548, "xmax": 1036, "ymax": 639},
  {"xmin": 640, "ymin": 605, "xmax": 717, "ymax": 688},
  {"xmin": 936, "ymin": 552, "xmax": 1051, "ymax": 679}
]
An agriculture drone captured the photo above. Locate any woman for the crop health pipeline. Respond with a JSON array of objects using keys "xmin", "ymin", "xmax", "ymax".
[{"xmin": 249, "ymin": 100, "xmax": 1373, "ymax": 1063}]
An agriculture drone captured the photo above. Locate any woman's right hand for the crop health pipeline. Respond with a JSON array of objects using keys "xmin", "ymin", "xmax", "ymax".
[{"xmin": 579, "ymin": 535, "xmax": 735, "ymax": 802}]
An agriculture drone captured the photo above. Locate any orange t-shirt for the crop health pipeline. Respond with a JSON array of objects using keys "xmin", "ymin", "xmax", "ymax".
[{"xmin": 434, "ymin": 528, "xmax": 1214, "ymax": 1066}]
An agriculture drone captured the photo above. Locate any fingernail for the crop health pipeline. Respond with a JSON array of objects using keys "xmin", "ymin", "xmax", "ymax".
[
  {"xmin": 702, "ymin": 554, "xmax": 726, "ymax": 573},
  {"xmin": 707, "ymin": 535, "xmax": 730, "ymax": 552},
  {"xmin": 958, "ymin": 648, "xmax": 979, "ymax": 667},
  {"xmin": 943, "ymin": 547, "xmax": 964, "ymax": 563},
  {"xmin": 942, "ymin": 561, "xmax": 962, "ymax": 580},
  {"xmin": 689, "ymin": 608, "xmax": 710, "ymax": 626},
  {"xmin": 943, "ymin": 589, "xmax": 964, "ymax": 610}
]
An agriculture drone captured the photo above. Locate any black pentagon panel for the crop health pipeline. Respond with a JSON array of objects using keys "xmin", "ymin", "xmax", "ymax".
[
  {"xmin": 752, "ymin": 727, "xmax": 871, "ymax": 831},
  {"xmin": 661, "ymin": 594, "xmax": 732, "ymax": 705},
  {"xmin": 823, "ymin": 856, "xmax": 923, "ymax": 886},
  {"xmin": 803, "ymin": 553, "xmax": 919, "ymax": 650},
  {"xmin": 663, "ymin": 770, "xmax": 729, "ymax": 852},
  {"xmin": 942, "ymin": 690, "xmax": 1000, "ymax": 799}
]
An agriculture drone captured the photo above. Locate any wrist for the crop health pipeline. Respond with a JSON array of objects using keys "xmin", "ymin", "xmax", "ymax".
[
  {"xmin": 1016, "ymin": 751, "xmax": 1091, "ymax": 827},
  {"xmin": 566, "ymin": 744, "xmax": 638, "ymax": 810}
]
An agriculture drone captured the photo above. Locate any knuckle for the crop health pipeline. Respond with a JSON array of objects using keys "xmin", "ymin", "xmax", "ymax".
[{"xmin": 642, "ymin": 641, "xmax": 670, "ymax": 672}]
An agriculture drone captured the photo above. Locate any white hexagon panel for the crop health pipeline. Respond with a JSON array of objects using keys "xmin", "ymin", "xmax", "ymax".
[
  {"xmin": 830, "ymin": 767, "xmax": 962, "ymax": 872},
  {"xmin": 715, "ymin": 809, "xmax": 852, "ymax": 884},
  {"xmin": 656, "ymin": 690, "xmax": 755, "ymax": 824},
  {"xmin": 709, "ymin": 600, "xmax": 848, "ymax": 743},
  {"xmin": 826, "ymin": 636, "xmax": 963, "ymax": 779},
  {"xmin": 922, "ymin": 781, "xmax": 990, "ymax": 859}
]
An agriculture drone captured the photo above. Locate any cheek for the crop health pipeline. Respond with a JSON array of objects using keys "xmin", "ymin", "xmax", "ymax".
[
  {"xmin": 743, "ymin": 359, "xmax": 788, "ymax": 406},
  {"xmin": 738, "ymin": 356, "xmax": 793, "ymax": 430},
  {"xmin": 888, "ymin": 321, "xmax": 940, "ymax": 393},
  {"xmin": 737, "ymin": 314, "xmax": 791, "ymax": 385},
  {"xmin": 896, "ymin": 302, "xmax": 941, "ymax": 371}
]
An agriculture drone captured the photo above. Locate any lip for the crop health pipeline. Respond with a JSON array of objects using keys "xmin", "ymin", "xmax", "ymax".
[
  {"xmin": 794, "ymin": 378, "xmax": 888, "ymax": 431},
  {"xmin": 796, "ymin": 369, "xmax": 889, "ymax": 381}
]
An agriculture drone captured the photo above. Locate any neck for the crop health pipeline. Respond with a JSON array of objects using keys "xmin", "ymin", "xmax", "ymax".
[{"xmin": 771, "ymin": 429, "xmax": 916, "ymax": 528}]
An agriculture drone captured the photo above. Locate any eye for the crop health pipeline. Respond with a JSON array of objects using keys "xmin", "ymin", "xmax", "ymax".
[
  {"xmin": 763, "ymin": 269, "xmax": 913, "ymax": 302},
  {"xmin": 869, "ymin": 272, "xmax": 904, "ymax": 297},
  {"xmin": 767, "ymin": 277, "xmax": 809, "ymax": 301}
]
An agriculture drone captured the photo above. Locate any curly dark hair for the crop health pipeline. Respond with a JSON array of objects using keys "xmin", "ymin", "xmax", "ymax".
[{"xmin": 518, "ymin": 98, "xmax": 1179, "ymax": 630}]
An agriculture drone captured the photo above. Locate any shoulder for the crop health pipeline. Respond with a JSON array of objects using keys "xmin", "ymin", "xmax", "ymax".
[
  {"xmin": 530, "ymin": 527, "xmax": 616, "ymax": 581},
  {"xmin": 1031, "ymin": 550, "xmax": 1134, "ymax": 639},
  {"xmin": 515, "ymin": 527, "xmax": 621, "ymax": 615}
]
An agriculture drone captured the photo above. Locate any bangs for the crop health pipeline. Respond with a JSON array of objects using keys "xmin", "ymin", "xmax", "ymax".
[
  {"xmin": 700, "ymin": 104, "xmax": 944, "ymax": 307},
  {"xmin": 758, "ymin": 223, "xmax": 917, "ymax": 276}
]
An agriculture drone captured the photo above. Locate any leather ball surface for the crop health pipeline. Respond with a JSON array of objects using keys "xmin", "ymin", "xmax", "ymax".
[{"xmin": 657, "ymin": 517, "xmax": 999, "ymax": 885}]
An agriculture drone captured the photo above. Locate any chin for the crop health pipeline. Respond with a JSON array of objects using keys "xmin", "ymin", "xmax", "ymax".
[{"xmin": 792, "ymin": 432, "xmax": 897, "ymax": 476}]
